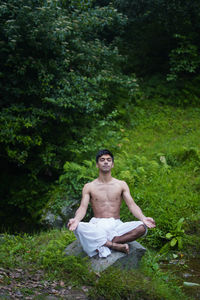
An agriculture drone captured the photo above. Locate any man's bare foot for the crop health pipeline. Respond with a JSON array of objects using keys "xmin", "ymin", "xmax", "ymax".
[{"xmin": 111, "ymin": 242, "xmax": 129, "ymax": 254}]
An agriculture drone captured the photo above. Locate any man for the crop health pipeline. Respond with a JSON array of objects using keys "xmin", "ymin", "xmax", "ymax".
[{"xmin": 68, "ymin": 149, "xmax": 156, "ymax": 258}]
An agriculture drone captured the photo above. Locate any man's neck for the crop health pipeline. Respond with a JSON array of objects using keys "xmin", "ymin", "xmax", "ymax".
[{"xmin": 98, "ymin": 172, "xmax": 112, "ymax": 183}]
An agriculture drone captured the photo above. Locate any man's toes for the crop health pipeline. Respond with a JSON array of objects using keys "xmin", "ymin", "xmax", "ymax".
[{"xmin": 125, "ymin": 244, "xmax": 129, "ymax": 254}]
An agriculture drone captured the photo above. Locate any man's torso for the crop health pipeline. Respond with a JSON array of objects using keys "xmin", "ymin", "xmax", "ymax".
[{"xmin": 88, "ymin": 178, "xmax": 124, "ymax": 219}]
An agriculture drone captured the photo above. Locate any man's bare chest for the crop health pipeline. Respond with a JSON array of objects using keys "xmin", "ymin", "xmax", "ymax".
[{"xmin": 90, "ymin": 184, "xmax": 122, "ymax": 202}]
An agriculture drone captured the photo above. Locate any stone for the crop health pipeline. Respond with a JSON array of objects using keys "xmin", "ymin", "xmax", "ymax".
[
  {"xmin": 43, "ymin": 212, "xmax": 63, "ymax": 228},
  {"xmin": 65, "ymin": 239, "xmax": 146, "ymax": 272},
  {"xmin": 41, "ymin": 200, "xmax": 80, "ymax": 229}
]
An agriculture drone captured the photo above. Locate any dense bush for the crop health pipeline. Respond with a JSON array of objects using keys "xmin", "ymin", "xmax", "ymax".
[
  {"xmin": 92, "ymin": 0, "xmax": 200, "ymax": 105},
  {"xmin": 0, "ymin": 0, "xmax": 138, "ymax": 230}
]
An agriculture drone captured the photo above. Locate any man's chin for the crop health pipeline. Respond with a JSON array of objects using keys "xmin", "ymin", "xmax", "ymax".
[{"xmin": 102, "ymin": 169, "xmax": 110, "ymax": 173}]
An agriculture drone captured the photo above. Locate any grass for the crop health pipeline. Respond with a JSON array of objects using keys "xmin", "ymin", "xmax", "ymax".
[
  {"xmin": 0, "ymin": 229, "xmax": 190, "ymax": 300},
  {"xmin": 121, "ymin": 103, "xmax": 200, "ymax": 158},
  {"xmin": 112, "ymin": 102, "xmax": 200, "ymax": 251}
]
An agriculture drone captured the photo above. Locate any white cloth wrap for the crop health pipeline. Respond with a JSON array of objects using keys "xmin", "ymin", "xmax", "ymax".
[{"xmin": 75, "ymin": 217, "xmax": 147, "ymax": 258}]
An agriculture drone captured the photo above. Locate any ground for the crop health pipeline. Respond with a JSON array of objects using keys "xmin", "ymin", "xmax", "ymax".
[{"xmin": 0, "ymin": 267, "xmax": 89, "ymax": 299}]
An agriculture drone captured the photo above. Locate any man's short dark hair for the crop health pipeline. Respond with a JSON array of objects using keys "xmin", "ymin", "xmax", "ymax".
[{"xmin": 96, "ymin": 149, "xmax": 114, "ymax": 163}]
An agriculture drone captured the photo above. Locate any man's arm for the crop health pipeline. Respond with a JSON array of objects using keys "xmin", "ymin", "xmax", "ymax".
[
  {"xmin": 67, "ymin": 183, "xmax": 90, "ymax": 231},
  {"xmin": 122, "ymin": 181, "xmax": 156, "ymax": 228}
]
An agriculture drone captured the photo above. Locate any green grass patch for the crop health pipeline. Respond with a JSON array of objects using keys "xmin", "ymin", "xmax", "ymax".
[{"xmin": 0, "ymin": 229, "xmax": 190, "ymax": 300}]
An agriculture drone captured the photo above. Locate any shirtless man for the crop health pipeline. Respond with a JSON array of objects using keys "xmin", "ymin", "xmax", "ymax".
[{"xmin": 68, "ymin": 149, "xmax": 156, "ymax": 257}]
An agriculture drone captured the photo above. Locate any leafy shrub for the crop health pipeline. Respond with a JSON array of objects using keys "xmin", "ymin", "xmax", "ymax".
[{"xmin": 0, "ymin": 0, "xmax": 139, "ymax": 229}]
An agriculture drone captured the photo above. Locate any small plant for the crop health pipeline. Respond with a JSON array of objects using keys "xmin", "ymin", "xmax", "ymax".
[{"xmin": 160, "ymin": 218, "xmax": 185, "ymax": 254}]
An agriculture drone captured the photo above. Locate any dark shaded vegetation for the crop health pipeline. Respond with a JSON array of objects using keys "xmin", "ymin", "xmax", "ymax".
[
  {"xmin": 0, "ymin": 0, "xmax": 137, "ymax": 230},
  {"xmin": 1, "ymin": 0, "xmax": 200, "ymax": 239}
]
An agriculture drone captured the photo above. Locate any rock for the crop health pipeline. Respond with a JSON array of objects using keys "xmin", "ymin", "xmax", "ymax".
[
  {"xmin": 43, "ymin": 212, "xmax": 63, "ymax": 228},
  {"xmin": 41, "ymin": 200, "xmax": 80, "ymax": 229},
  {"xmin": 65, "ymin": 239, "xmax": 146, "ymax": 272}
]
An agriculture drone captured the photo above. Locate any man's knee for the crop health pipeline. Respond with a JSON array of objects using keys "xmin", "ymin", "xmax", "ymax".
[{"xmin": 137, "ymin": 224, "xmax": 147, "ymax": 236}]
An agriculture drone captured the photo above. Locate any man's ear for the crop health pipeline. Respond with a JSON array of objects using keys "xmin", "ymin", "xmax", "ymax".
[
  {"xmin": 96, "ymin": 163, "xmax": 99, "ymax": 168},
  {"xmin": 111, "ymin": 162, "xmax": 114, "ymax": 168}
]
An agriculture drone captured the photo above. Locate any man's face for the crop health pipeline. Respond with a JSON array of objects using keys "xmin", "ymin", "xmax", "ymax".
[{"xmin": 96, "ymin": 154, "xmax": 114, "ymax": 172}]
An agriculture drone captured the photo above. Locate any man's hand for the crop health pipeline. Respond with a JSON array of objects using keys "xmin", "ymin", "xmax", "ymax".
[
  {"xmin": 67, "ymin": 218, "xmax": 79, "ymax": 231},
  {"xmin": 142, "ymin": 217, "xmax": 156, "ymax": 228}
]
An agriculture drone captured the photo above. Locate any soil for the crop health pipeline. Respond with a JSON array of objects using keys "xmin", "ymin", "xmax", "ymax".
[{"xmin": 0, "ymin": 267, "xmax": 89, "ymax": 299}]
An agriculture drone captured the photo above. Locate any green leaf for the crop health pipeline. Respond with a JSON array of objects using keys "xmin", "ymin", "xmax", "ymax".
[
  {"xmin": 170, "ymin": 238, "xmax": 177, "ymax": 247},
  {"xmin": 176, "ymin": 217, "xmax": 184, "ymax": 231},
  {"xmin": 176, "ymin": 236, "xmax": 183, "ymax": 249},
  {"xmin": 166, "ymin": 233, "xmax": 173, "ymax": 239},
  {"xmin": 159, "ymin": 243, "xmax": 170, "ymax": 255}
]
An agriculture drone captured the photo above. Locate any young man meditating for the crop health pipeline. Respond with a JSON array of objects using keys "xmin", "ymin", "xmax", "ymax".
[{"xmin": 68, "ymin": 149, "xmax": 156, "ymax": 258}]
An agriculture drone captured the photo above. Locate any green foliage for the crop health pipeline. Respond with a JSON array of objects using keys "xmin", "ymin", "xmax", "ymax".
[
  {"xmin": 90, "ymin": 261, "xmax": 187, "ymax": 300},
  {"xmin": 141, "ymin": 75, "xmax": 200, "ymax": 106},
  {"xmin": 2, "ymin": 0, "xmax": 200, "ymax": 230},
  {"xmin": 160, "ymin": 218, "xmax": 185, "ymax": 254},
  {"xmin": 0, "ymin": 230, "xmax": 73, "ymax": 268},
  {"xmin": 61, "ymin": 160, "xmax": 97, "ymax": 197},
  {"xmin": 167, "ymin": 34, "xmax": 200, "ymax": 81},
  {"xmin": 0, "ymin": 229, "xmax": 95, "ymax": 284},
  {"xmin": 112, "ymin": 0, "xmax": 200, "ymax": 80},
  {"xmin": 43, "ymin": 159, "xmax": 98, "ymax": 222},
  {"xmin": 48, "ymin": 103, "xmax": 200, "ymax": 252},
  {"xmin": 0, "ymin": 0, "xmax": 139, "ymax": 229}
]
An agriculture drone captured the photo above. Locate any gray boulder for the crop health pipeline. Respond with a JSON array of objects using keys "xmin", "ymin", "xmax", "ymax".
[
  {"xmin": 41, "ymin": 199, "xmax": 80, "ymax": 228},
  {"xmin": 65, "ymin": 239, "xmax": 146, "ymax": 272},
  {"xmin": 43, "ymin": 212, "xmax": 63, "ymax": 228}
]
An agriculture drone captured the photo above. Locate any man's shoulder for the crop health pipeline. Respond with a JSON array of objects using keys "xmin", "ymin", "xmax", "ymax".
[
  {"xmin": 83, "ymin": 179, "xmax": 97, "ymax": 189},
  {"xmin": 112, "ymin": 178, "xmax": 127, "ymax": 187},
  {"xmin": 113, "ymin": 177, "xmax": 126, "ymax": 184}
]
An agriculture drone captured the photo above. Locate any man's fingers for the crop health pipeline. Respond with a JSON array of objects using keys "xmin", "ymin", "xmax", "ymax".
[
  {"xmin": 68, "ymin": 223, "xmax": 74, "ymax": 231},
  {"xmin": 148, "ymin": 217, "xmax": 155, "ymax": 222},
  {"xmin": 144, "ymin": 218, "xmax": 156, "ymax": 228},
  {"xmin": 68, "ymin": 220, "xmax": 78, "ymax": 231},
  {"xmin": 150, "ymin": 222, "xmax": 156, "ymax": 228},
  {"xmin": 69, "ymin": 225, "xmax": 76, "ymax": 231},
  {"xmin": 67, "ymin": 218, "xmax": 74, "ymax": 228},
  {"xmin": 68, "ymin": 218, "xmax": 73, "ymax": 223},
  {"xmin": 147, "ymin": 217, "xmax": 156, "ymax": 225}
]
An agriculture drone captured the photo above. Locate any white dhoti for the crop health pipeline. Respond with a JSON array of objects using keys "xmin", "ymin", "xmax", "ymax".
[{"xmin": 75, "ymin": 217, "xmax": 147, "ymax": 258}]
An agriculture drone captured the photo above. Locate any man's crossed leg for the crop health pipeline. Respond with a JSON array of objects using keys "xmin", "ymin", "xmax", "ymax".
[
  {"xmin": 104, "ymin": 224, "xmax": 146, "ymax": 254},
  {"xmin": 76, "ymin": 219, "xmax": 147, "ymax": 258}
]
